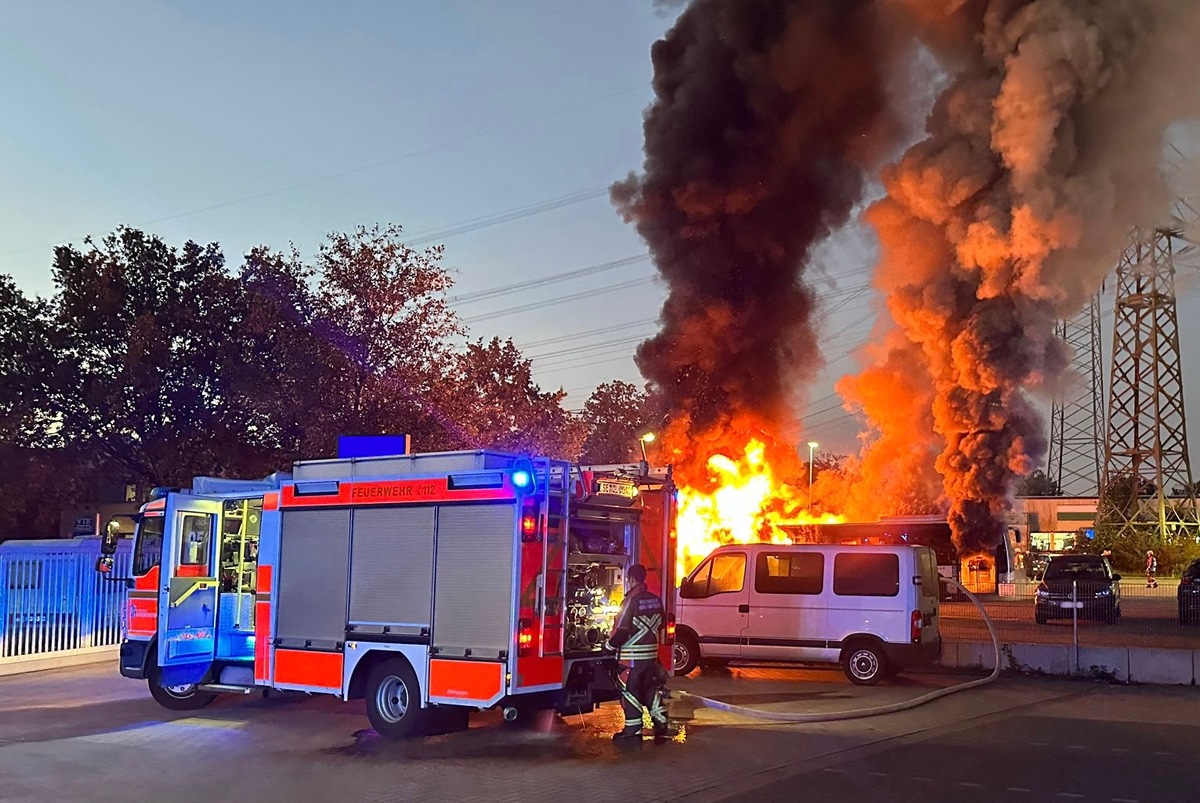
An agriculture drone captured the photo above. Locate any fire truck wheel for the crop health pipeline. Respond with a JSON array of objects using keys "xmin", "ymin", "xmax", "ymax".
[
  {"xmin": 366, "ymin": 659, "xmax": 425, "ymax": 739},
  {"xmin": 672, "ymin": 631, "xmax": 700, "ymax": 676},
  {"xmin": 841, "ymin": 642, "xmax": 886, "ymax": 686},
  {"xmin": 147, "ymin": 662, "xmax": 217, "ymax": 711}
]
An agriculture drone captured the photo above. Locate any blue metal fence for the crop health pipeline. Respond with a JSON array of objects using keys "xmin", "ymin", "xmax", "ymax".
[{"xmin": 0, "ymin": 537, "xmax": 132, "ymax": 661}]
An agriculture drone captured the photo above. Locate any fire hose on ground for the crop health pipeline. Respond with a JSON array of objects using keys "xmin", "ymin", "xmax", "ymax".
[{"xmin": 672, "ymin": 578, "xmax": 1001, "ymax": 723}]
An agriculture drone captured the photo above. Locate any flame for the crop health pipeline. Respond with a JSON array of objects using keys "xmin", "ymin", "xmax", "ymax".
[{"xmin": 674, "ymin": 439, "xmax": 843, "ymax": 583}]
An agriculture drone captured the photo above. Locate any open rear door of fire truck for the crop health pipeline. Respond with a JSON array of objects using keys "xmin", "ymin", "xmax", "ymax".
[{"xmin": 157, "ymin": 494, "xmax": 223, "ymax": 688}]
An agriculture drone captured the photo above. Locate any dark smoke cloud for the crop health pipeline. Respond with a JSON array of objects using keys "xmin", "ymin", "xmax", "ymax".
[
  {"xmin": 842, "ymin": 0, "xmax": 1200, "ymax": 555},
  {"xmin": 621, "ymin": 0, "xmax": 1200, "ymax": 555},
  {"xmin": 613, "ymin": 0, "xmax": 906, "ymax": 485}
]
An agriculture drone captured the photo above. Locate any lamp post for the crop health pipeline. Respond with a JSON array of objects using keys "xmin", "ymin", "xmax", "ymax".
[
  {"xmin": 639, "ymin": 432, "xmax": 656, "ymax": 463},
  {"xmin": 807, "ymin": 441, "xmax": 819, "ymax": 506}
]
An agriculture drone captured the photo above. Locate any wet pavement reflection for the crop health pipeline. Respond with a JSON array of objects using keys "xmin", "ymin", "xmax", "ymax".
[{"xmin": 323, "ymin": 708, "xmax": 690, "ymax": 764}]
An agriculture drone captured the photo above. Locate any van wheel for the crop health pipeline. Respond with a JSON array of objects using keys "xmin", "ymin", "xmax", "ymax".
[
  {"xmin": 366, "ymin": 658, "xmax": 425, "ymax": 739},
  {"xmin": 842, "ymin": 643, "xmax": 886, "ymax": 686},
  {"xmin": 147, "ymin": 661, "xmax": 217, "ymax": 711},
  {"xmin": 672, "ymin": 632, "xmax": 700, "ymax": 676}
]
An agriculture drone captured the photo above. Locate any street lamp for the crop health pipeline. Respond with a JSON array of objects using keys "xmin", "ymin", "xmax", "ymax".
[
  {"xmin": 807, "ymin": 441, "xmax": 819, "ymax": 505},
  {"xmin": 640, "ymin": 432, "xmax": 656, "ymax": 463}
]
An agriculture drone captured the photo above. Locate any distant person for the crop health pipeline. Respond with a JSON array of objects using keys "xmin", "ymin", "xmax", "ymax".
[{"xmin": 1146, "ymin": 550, "xmax": 1159, "ymax": 589}]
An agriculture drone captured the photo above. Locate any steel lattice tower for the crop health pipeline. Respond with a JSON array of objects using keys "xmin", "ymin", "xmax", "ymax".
[
  {"xmin": 1047, "ymin": 292, "xmax": 1105, "ymax": 496},
  {"xmin": 1097, "ymin": 226, "xmax": 1200, "ymax": 542}
]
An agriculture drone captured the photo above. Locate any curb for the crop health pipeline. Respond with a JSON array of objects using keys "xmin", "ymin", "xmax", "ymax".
[
  {"xmin": 0, "ymin": 647, "xmax": 118, "ymax": 678},
  {"xmin": 940, "ymin": 640, "xmax": 1198, "ymax": 685}
]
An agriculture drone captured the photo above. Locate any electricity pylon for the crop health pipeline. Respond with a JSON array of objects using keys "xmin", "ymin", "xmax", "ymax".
[
  {"xmin": 1047, "ymin": 293, "xmax": 1105, "ymax": 497},
  {"xmin": 1097, "ymin": 226, "xmax": 1200, "ymax": 543}
]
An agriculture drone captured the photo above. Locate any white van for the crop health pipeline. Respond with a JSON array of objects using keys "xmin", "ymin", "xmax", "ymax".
[{"xmin": 672, "ymin": 543, "xmax": 942, "ymax": 684}]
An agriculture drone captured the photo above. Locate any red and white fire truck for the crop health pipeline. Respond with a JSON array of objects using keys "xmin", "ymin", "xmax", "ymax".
[{"xmin": 96, "ymin": 447, "xmax": 676, "ymax": 738}]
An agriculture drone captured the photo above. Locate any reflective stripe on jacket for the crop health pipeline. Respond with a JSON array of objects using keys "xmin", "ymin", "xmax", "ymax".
[{"xmin": 609, "ymin": 583, "xmax": 664, "ymax": 663}]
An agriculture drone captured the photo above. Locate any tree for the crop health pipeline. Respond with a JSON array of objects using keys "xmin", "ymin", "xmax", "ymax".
[
  {"xmin": 442, "ymin": 337, "xmax": 584, "ymax": 459},
  {"xmin": 49, "ymin": 227, "xmax": 251, "ymax": 486},
  {"xmin": 0, "ymin": 275, "xmax": 85, "ymax": 540},
  {"xmin": 579, "ymin": 381, "xmax": 655, "ymax": 464},
  {"xmin": 302, "ymin": 224, "xmax": 463, "ymax": 454},
  {"xmin": 0, "ymin": 274, "xmax": 56, "ymax": 445},
  {"xmin": 1016, "ymin": 470, "xmax": 1062, "ymax": 497}
]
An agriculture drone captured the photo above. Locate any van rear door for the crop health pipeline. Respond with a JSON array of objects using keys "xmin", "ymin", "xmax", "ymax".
[{"xmin": 915, "ymin": 546, "xmax": 940, "ymax": 644}]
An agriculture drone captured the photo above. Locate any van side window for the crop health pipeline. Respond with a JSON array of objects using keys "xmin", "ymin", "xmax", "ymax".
[
  {"xmin": 686, "ymin": 553, "xmax": 746, "ymax": 598},
  {"xmin": 833, "ymin": 553, "xmax": 899, "ymax": 597},
  {"xmin": 755, "ymin": 552, "xmax": 823, "ymax": 595}
]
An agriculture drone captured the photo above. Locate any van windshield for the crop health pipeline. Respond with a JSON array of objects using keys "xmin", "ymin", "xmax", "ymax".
[{"xmin": 1044, "ymin": 560, "xmax": 1109, "ymax": 581}]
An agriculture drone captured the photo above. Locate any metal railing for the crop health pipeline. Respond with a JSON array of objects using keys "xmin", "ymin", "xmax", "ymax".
[
  {"xmin": 0, "ymin": 538, "xmax": 132, "ymax": 661},
  {"xmin": 939, "ymin": 578, "xmax": 1200, "ymax": 651}
]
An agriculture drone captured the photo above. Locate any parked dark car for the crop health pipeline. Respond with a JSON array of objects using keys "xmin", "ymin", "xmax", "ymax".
[
  {"xmin": 1179, "ymin": 558, "xmax": 1200, "ymax": 625},
  {"xmin": 1035, "ymin": 555, "xmax": 1121, "ymax": 625}
]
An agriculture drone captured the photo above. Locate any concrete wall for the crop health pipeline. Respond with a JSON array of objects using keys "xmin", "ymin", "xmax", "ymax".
[
  {"xmin": 0, "ymin": 646, "xmax": 117, "ymax": 678},
  {"xmin": 941, "ymin": 639, "xmax": 1198, "ymax": 685}
]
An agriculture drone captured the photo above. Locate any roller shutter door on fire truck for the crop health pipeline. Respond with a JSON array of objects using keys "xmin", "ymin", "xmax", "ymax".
[
  {"xmin": 348, "ymin": 507, "xmax": 435, "ymax": 636},
  {"xmin": 432, "ymin": 504, "xmax": 515, "ymax": 659},
  {"xmin": 276, "ymin": 509, "xmax": 351, "ymax": 651}
]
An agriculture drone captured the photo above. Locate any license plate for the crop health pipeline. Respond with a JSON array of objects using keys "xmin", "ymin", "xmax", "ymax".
[
  {"xmin": 596, "ymin": 480, "xmax": 636, "ymax": 498},
  {"xmin": 1058, "ymin": 601, "xmax": 1084, "ymax": 609}
]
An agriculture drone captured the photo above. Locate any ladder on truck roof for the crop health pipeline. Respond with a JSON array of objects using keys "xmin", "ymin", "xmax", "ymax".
[{"xmin": 536, "ymin": 457, "xmax": 571, "ymax": 658}]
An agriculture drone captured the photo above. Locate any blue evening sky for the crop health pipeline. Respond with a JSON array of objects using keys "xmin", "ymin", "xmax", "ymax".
[{"xmin": 3, "ymin": 2, "xmax": 1197, "ymax": 466}]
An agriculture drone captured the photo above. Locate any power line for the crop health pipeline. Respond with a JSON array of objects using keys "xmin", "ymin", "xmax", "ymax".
[
  {"xmin": 533, "ymin": 353, "xmax": 640, "ymax": 374},
  {"xmin": 533, "ymin": 311, "xmax": 876, "ymax": 376},
  {"xmin": 526, "ymin": 333, "xmax": 653, "ymax": 362},
  {"xmin": 406, "ymin": 187, "xmax": 609, "ymax": 247},
  {"xmin": 535, "ymin": 341, "xmax": 647, "ymax": 370},
  {"xmin": 451, "ymin": 254, "xmax": 649, "ymax": 305},
  {"xmin": 517, "ymin": 318, "xmax": 656, "ymax": 350},
  {"xmin": 462, "ymin": 275, "xmax": 656, "ymax": 324},
  {"xmin": 0, "ymin": 82, "xmax": 650, "ymax": 257}
]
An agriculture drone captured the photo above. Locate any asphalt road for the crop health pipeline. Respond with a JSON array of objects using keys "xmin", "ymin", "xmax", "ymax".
[
  {"xmin": 1, "ymin": 663, "xmax": 1196, "ymax": 802},
  {"xmin": 721, "ymin": 691, "xmax": 1200, "ymax": 803}
]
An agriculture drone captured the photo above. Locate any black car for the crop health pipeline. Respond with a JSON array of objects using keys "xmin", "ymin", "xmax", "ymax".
[
  {"xmin": 1035, "ymin": 555, "xmax": 1122, "ymax": 625},
  {"xmin": 1179, "ymin": 558, "xmax": 1200, "ymax": 625}
]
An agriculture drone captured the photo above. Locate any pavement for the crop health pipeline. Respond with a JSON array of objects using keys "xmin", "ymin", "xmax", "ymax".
[{"xmin": 1, "ymin": 663, "xmax": 1197, "ymax": 802}]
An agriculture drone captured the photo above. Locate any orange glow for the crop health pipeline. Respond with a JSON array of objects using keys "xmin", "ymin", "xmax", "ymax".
[{"xmin": 674, "ymin": 438, "xmax": 843, "ymax": 582}]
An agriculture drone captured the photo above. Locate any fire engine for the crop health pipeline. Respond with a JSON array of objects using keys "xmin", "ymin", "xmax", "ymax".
[{"xmin": 95, "ymin": 447, "xmax": 676, "ymax": 738}]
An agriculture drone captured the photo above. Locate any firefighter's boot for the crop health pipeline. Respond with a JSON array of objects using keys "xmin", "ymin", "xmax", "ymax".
[
  {"xmin": 612, "ymin": 726, "xmax": 643, "ymax": 741},
  {"xmin": 650, "ymin": 688, "xmax": 669, "ymax": 742}
]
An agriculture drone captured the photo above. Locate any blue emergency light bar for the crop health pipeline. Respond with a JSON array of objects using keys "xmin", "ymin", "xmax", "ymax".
[{"xmin": 337, "ymin": 434, "xmax": 411, "ymax": 459}]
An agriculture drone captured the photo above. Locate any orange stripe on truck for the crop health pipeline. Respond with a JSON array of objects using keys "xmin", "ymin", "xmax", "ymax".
[
  {"xmin": 254, "ymin": 601, "xmax": 271, "ymax": 683},
  {"xmin": 428, "ymin": 659, "xmax": 505, "ymax": 702},
  {"xmin": 273, "ymin": 649, "xmax": 343, "ymax": 690},
  {"xmin": 256, "ymin": 565, "xmax": 273, "ymax": 595}
]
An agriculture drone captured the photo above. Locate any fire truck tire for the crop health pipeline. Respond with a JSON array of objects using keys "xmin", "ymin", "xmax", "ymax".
[
  {"xmin": 366, "ymin": 658, "xmax": 425, "ymax": 739},
  {"xmin": 841, "ymin": 641, "xmax": 886, "ymax": 686},
  {"xmin": 147, "ymin": 662, "xmax": 217, "ymax": 711},
  {"xmin": 672, "ymin": 631, "xmax": 700, "ymax": 676}
]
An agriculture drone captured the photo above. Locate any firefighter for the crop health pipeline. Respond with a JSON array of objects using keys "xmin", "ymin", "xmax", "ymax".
[{"xmin": 607, "ymin": 563, "xmax": 669, "ymax": 741}]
